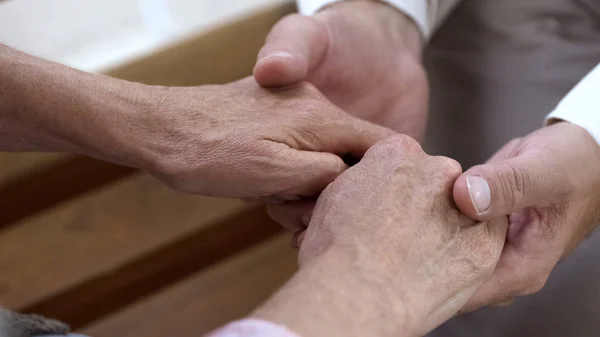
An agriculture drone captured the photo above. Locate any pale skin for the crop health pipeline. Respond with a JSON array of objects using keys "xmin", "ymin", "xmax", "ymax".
[
  {"xmin": 0, "ymin": 43, "xmax": 393, "ymax": 200},
  {"xmin": 257, "ymin": 0, "xmax": 429, "ymax": 235},
  {"xmin": 4, "ymin": 1, "xmax": 600, "ymax": 333},
  {"xmin": 3, "ymin": 35, "xmax": 502, "ymax": 337},
  {"xmin": 252, "ymin": 136, "xmax": 508, "ymax": 337},
  {"xmin": 260, "ymin": 0, "xmax": 600, "ymax": 309},
  {"xmin": 453, "ymin": 122, "xmax": 600, "ymax": 310},
  {"xmin": 254, "ymin": 0, "xmax": 427, "ymax": 138}
]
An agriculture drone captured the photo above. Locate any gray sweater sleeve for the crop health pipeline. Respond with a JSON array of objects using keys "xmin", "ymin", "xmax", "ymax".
[{"xmin": 0, "ymin": 308, "xmax": 69, "ymax": 337}]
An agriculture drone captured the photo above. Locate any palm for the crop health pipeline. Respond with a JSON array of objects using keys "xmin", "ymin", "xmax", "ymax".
[
  {"xmin": 307, "ymin": 14, "xmax": 428, "ymax": 140},
  {"xmin": 255, "ymin": 3, "xmax": 429, "ymax": 141}
]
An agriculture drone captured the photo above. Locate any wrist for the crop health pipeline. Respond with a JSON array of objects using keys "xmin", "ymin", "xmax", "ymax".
[
  {"xmin": 546, "ymin": 119, "xmax": 600, "ymax": 148},
  {"xmin": 0, "ymin": 46, "xmax": 151, "ymax": 167},
  {"xmin": 55, "ymin": 75, "xmax": 158, "ymax": 169},
  {"xmin": 317, "ymin": 0, "xmax": 423, "ymax": 59},
  {"xmin": 125, "ymin": 85, "xmax": 216, "ymax": 182},
  {"xmin": 252, "ymin": 247, "xmax": 417, "ymax": 337}
]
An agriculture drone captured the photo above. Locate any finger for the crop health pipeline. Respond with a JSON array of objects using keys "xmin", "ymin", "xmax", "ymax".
[
  {"xmin": 462, "ymin": 250, "xmax": 522, "ymax": 312},
  {"xmin": 267, "ymin": 201, "xmax": 315, "ymax": 231},
  {"xmin": 453, "ymin": 154, "xmax": 568, "ymax": 221},
  {"xmin": 254, "ymin": 14, "xmax": 328, "ymax": 87},
  {"xmin": 461, "ymin": 264, "xmax": 514, "ymax": 312},
  {"xmin": 451, "ymin": 138, "xmax": 521, "ymax": 220},
  {"xmin": 276, "ymin": 148, "xmax": 348, "ymax": 197},
  {"xmin": 308, "ymin": 115, "xmax": 397, "ymax": 158},
  {"xmin": 347, "ymin": 118, "xmax": 398, "ymax": 156},
  {"xmin": 462, "ymin": 239, "xmax": 549, "ymax": 312},
  {"xmin": 459, "ymin": 216, "xmax": 509, "ymax": 312}
]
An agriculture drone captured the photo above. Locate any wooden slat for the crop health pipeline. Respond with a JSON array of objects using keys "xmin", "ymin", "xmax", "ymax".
[
  {"xmin": 105, "ymin": 2, "xmax": 296, "ymax": 86},
  {"xmin": 0, "ymin": 156, "xmax": 137, "ymax": 229},
  {"xmin": 23, "ymin": 206, "xmax": 282, "ymax": 329},
  {"xmin": 0, "ymin": 152, "xmax": 66, "ymax": 185},
  {"xmin": 0, "ymin": 173, "xmax": 249, "ymax": 310},
  {"xmin": 83, "ymin": 234, "xmax": 297, "ymax": 337}
]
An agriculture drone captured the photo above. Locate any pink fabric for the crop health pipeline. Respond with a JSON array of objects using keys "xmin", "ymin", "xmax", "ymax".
[{"xmin": 206, "ymin": 319, "xmax": 301, "ymax": 337}]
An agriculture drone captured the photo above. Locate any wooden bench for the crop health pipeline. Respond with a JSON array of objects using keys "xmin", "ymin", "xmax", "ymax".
[{"xmin": 0, "ymin": 2, "xmax": 298, "ymax": 335}]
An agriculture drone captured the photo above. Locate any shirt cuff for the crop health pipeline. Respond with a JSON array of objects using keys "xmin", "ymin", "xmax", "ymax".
[
  {"xmin": 206, "ymin": 319, "xmax": 301, "ymax": 337},
  {"xmin": 545, "ymin": 63, "xmax": 600, "ymax": 145},
  {"xmin": 297, "ymin": 0, "xmax": 429, "ymax": 39}
]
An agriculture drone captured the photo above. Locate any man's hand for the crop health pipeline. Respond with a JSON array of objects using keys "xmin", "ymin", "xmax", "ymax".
[
  {"xmin": 453, "ymin": 122, "xmax": 600, "ymax": 310},
  {"xmin": 254, "ymin": 0, "xmax": 428, "ymax": 137},
  {"xmin": 256, "ymin": 136, "xmax": 508, "ymax": 337},
  {"xmin": 134, "ymin": 77, "xmax": 394, "ymax": 200}
]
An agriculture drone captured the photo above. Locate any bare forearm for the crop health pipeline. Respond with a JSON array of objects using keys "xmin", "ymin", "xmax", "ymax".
[
  {"xmin": 0, "ymin": 44, "xmax": 147, "ymax": 167},
  {"xmin": 252, "ymin": 250, "xmax": 416, "ymax": 337}
]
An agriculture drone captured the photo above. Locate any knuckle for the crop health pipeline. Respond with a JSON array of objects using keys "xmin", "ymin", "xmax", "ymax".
[
  {"xmin": 434, "ymin": 156, "xmax": 463, "ymax": 179},
  {"xmin": 371, "ymin": 134, "xmax": 423, "ymax": 157}
]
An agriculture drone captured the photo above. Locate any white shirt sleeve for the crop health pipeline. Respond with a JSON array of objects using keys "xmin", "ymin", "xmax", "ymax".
[
  {"xmin": 546, "ymin": 63, "xmax": 600, "ymax": 145},
  {"xmin": 296, "ymin": 0, "xmax": 461, "ymax": 39}
]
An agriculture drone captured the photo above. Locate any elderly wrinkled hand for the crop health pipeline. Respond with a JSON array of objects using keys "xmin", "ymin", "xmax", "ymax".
[
  {"xmin": 453, "ymin": 122, "xmax": 600, "ymax": 310},
  {"xmin": 263, "ymin": 136, "xmax": 508, "ymax": 337},
  {"xmin": 136, "ymin": 77, "xmax": 393, "ymax": 200}
]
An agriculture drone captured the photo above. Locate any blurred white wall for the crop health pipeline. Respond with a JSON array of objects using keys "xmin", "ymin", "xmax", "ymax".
[{"xmin": 0, "ymin": 0, "xmax": 288, "ymax": 72}]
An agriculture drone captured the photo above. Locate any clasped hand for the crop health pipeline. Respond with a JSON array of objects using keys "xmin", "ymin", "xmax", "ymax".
[
  {"xmin": 453, "ymin": 122, "xmax": 600, "ymax": 310},
  {"xmin": 134, "ymin": 77, "xmax": 393, "ymax": 200},
  {"xmin": 259, "ymin": 136, "xmax": 508, "ymax": 337}
]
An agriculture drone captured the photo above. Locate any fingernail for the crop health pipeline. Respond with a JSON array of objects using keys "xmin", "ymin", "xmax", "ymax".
[
  {"xmin": 259, "ymin": 51, "xmax": 293, "ymax": 63},
  {"xmin": 466, "ymin": 175, "xmax": 491, "ymax": 214}
]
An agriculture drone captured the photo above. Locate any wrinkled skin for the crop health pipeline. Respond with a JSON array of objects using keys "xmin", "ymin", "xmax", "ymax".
[
  {"xmin": 136, "ymin": 77, "xmax": 393, "ymax": 200},
  {"xmin": 453, "ymin": 122, "xmax": 600, "ymax": 310},
  {"xmin": 295, "ymin": 136, "xmax": 508, "ymax": 336}
]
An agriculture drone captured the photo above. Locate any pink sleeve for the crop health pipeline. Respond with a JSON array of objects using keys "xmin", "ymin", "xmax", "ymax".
[{"xmin": 206, "ymin": 319, "xmax": 301, "ymax": 337}]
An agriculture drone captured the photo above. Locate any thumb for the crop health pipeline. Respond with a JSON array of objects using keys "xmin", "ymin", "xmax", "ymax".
[
  {"xmin": 254, "ymin": 14, "xmax": 329, "ymax": 87},
  {"xmin": 453, "ymin": 155, "xmax": 565, "ymax": 221}
]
